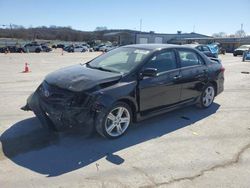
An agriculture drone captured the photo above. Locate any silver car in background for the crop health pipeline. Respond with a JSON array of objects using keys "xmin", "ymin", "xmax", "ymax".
[{"xmin": 24, "ymin": 43, "xmax": 43, "ymax": 53}]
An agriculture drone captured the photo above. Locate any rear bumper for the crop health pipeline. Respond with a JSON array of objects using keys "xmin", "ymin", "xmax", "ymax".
[
  {"xmin": 216, "ymin": 75, "xmax": 224, "ymax": 96},
  {"xmin": 24, "ymin": 91, "xmax": 95, "ymax": 132},
  {"xmin": 234, "ymin": 50, "xmax": 244, "ymax": 55}
]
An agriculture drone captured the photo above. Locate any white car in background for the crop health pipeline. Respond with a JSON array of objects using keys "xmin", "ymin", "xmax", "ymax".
[
  {"xmin": 64, "ymin": 45, "xmax": 88, "ymax": 52},
  {"xmin": 74, "ymin": 45, "xmax": 88, "ymax": 52},
  {"xmin": 24, "ymin": 43, "xmax": 43, "ymax": 53},
  {"xmin": 99, "ymin": 45, "xmax": 117, "ymax": 52}
]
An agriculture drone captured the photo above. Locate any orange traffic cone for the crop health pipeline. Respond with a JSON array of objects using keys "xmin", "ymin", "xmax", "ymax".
[{"xmin": 22, "ymin": 63, "xmax": 30, "ymax": 73}]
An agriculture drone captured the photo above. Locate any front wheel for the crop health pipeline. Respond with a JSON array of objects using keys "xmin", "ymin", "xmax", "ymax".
[
  {"xmin": 198, "ymin": 84, "xmax": 215, "ymax": 108},
  {"xmin": 96, "ymin": 102, "xmax": 132, "ymax": 139}
]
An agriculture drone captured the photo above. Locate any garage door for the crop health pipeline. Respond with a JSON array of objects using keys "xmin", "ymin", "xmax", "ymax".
[
  {"xmin": 155, "ymin": 37, "xmax": 163, "ymax": 43},
  {"xmin": 139, "ymin": 38, "xmax": 148, "ymax": 44}
]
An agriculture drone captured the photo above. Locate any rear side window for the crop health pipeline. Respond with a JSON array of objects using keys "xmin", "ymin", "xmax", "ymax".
[
  {"xmin": 197, "ymin": 46, "xmax": 202, "ymax": 51},
  {"xmin": 202, "ymin": 46, "xmax": 210, "ymax": 52},
  {"xmin": 144, "ymin": 50, "xmax": 177, "ymax": 73},
  {"xmin": 178, "ymin": 50, "xmax": 201, "ymax": 67}
]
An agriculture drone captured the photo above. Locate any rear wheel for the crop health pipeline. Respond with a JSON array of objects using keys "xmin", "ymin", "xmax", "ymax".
[
  {"xmin": 96, "ymin": 102, "xmax": 132, "ymax": 139},
  {"xmin": 198, "ymin": 84, "xmax": 215, "ymax": 108}
]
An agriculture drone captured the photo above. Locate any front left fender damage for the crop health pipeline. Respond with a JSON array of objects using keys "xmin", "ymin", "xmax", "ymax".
[{"xmin": 22, "ymin": 84, "xmax": 98, "ymax": 133}]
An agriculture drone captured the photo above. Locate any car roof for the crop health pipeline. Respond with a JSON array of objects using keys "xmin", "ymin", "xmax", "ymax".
[
  {"xmin": 123, "ymin": 44, "xmax": 202, "ymax": 52},
  {"xmin": 183, "ymin": 44, "xmax": 206, "ymax": 48},
  {"xmin": 124, "ymin": 44, "xmax": 184, "ymax": 50}
]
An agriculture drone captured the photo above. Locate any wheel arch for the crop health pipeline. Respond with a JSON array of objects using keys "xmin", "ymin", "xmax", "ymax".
[
  {"xmin": 209, "ymin": 81, "xmax": 218, "ymax": 96},
  {"xmin": 116, "ymin": 98, "xmax": 138, "ymax": 122}
]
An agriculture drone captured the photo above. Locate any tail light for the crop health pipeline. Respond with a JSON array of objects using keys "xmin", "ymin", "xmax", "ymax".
[{"xmin": 220, "ymin": 67, "xmax": 225, "ymax": 72}]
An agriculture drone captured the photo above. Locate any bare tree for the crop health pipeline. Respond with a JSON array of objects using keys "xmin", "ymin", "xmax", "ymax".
[
  {"xmin": 235, "ymin": 30, "xmax": 246, "ymax": 37},
  {"xmin": 212, "ymin": 32, "xmax": 227, "ymax": 38},
  {"xmin": 95, "ymin": 26, "xmax": 108, "ymax": 31}
]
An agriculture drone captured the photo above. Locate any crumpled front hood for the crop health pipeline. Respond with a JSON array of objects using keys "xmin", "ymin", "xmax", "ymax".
[{"xmin": 45, "ymin": 64, "xmax": 122, "ymax": 92}]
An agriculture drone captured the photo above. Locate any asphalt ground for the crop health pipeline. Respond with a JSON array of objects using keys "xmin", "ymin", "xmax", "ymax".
[{"xmin": 0, "ymin": 50, "xmax": 250, "ymax": 188}]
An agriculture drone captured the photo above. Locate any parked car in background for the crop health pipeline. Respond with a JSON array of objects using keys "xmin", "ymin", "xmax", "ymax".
[
  {"xmin": 63, "ymin": 45, "xmax": 88, "ymax": 52},
  {"xmin": 41, "ymin": 45, "xmax": 52, "ymax": 52},
  {"xmin": 63, "ymin": 45, "xmax": 74, "ymax": 52},
  {"xmin": 242, "ymin": 48, "xmax": 250, "ymax": 62},
  {"xmin": 22, "ymin": 44, "xmax": 224, "ymax": 139},
  {"xmin": 99, "ymin": 45, "xmax": 117, "ymax": 52},
  {"xmin": 0, "ymin": 46, "xmax": 25, "ymax": 53},
  {"xmin": 74, "ymin": 45, "xmax": 88, "ymax": 52},
  {"xmin": 24, "ymin": 43, "xmax": 43, "ymax": 53},
  {"xmin": 0, "ymin": 47, "xmax": 6, "ymax": 53},
  {"xmin": 82, "ymin": 44, "xmax": 93, "ymax": 52},
  {"xmin": 93, "ymin": 44, "xmax": 105, "ymax": 51},
  {"xmin": 233, "ymin": 45, "xmax": 250, "ymax": 56},
  {"xmin": 185, "ymin": 44, "xmax": 218, "ymax": 58},
  {"xmin": 56, "ymin": 44, "xmax": 65, "ymax": 49},
  {"xmin": 207, "ymin": 44, "xmax": 219, "ymax": 57}
]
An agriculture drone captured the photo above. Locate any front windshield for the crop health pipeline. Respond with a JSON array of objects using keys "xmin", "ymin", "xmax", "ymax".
[{"xmin": 87, "ymin": 47, "xmax": 151, "ymax": 74}]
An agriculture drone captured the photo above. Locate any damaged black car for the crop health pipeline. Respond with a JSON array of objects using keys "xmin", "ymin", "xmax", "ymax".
[{"xmin": 22, "ymin": 44, "xmax": 224, "ymax": 138}]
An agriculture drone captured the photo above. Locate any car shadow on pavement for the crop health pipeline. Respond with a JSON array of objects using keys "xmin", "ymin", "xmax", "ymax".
[{"xmin": 0, "ymin": 103, "xmax": 220, "ymax": 177}]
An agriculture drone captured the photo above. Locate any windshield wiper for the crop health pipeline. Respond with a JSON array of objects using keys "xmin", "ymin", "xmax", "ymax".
[
  {"xmin": 86, "ymin": 63, "xmax": 121, "ymax": 73},
  {"xmin": 94, "ymin": 66, "xmax": 114, "ymax": 72},
  {"xmin": 86, "ymin": 64, "xmax": 114, "ymax": 72}
]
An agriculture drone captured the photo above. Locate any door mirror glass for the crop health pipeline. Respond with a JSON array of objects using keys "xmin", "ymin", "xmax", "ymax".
[{"xmin": 141, "ymin": 68, "xmax": 158, "ymax": 77}]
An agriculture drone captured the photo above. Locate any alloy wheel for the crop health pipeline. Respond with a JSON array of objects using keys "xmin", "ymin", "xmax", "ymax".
[
  {"xmin": 105, "ymin": 107, "xmax": 130, "ymax": 137},
  {"xmin": 202, "ymin": 86, "xmax": 215, "ymax": 107}
]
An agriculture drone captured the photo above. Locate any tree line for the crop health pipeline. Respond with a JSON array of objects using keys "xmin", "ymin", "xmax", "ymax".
[{"xmin": 0, "ymin": 26, "xmax": 133, "ymax": 42}]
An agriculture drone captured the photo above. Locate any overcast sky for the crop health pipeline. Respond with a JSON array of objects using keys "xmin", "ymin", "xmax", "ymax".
[{"xmin": 0, "ymin": 0, "xmax": 249, "ymax": 35}]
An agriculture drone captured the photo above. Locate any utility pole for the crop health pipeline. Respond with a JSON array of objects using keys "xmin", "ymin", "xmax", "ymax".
[
  {"xmin": 10, "ymin": 23, "xmax": 14, "ymax": 40},
  {"xmin": 240, "ymin": 23, "xmax": 243, "ymax": 38},
  {"xmin": 140, "ymin": 19, "xmax": 142, "ymax": 33},
  {"xmin": 239, "ymin": 23, "xmax": 243, "ymax": 45}
]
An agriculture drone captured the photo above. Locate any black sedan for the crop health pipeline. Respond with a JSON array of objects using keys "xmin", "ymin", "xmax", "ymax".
[{"xmin": 22, "ymin": 44, "xmax": 224, "ymax": 138}]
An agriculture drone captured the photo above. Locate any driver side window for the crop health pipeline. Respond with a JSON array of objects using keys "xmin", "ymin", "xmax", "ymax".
[{"xmin": 144, "ymin": 50, "xmax": 177, "ymax": 73}]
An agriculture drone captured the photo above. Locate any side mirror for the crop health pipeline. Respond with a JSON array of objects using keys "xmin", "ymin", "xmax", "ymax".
[{"xmin": 141, "ymin": 68, "xmax": 158, "ymax": 77}]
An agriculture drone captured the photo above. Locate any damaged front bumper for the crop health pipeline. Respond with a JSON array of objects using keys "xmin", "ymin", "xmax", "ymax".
[{"xmin": 22, "ymin": 83, "xmax": 98, "ymax": 132}]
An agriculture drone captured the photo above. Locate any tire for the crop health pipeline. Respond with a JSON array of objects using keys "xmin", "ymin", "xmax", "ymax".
[
  {"xmin": 233, "ymin": 53, "xmax": 237, "ymax": 57},
  {"xmin": 96, "ymin": 102, "xmax": 132, "ymax": 139},
  {"xmin": 35, "ymin": 48, "xmax": 41, "ymax": 53},
  {"xmin": 197, "ymin": 84, "xmax": 215, "ymax": 108}
]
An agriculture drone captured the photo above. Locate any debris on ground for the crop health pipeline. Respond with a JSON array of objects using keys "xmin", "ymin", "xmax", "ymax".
[
  {"xmin": 96, "ymin": 163, "xmax": 99, "ymax": 171},
  {"xmin": 192, "ymin": 131, "xmax": 198, "ymax": 135},
  {"xmin": 241, "ymin": 71, "xmax": 250, "ymax": 74}
]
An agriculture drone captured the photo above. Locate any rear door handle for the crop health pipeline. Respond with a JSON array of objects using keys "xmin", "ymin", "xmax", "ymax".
[{"xmin": 173, "ymin": 75, "xmax": 182, "ymax": 80}]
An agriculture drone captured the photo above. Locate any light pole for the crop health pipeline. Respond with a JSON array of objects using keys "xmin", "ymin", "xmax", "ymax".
[{"xmin": 140, "ymin": 19, "xmax": 142, "ymax": 33}]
